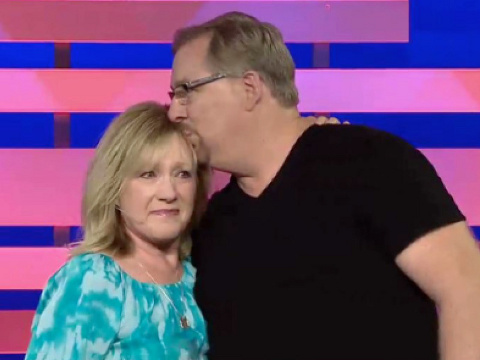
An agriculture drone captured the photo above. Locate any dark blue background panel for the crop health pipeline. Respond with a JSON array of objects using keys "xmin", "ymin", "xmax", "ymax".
[
  {"xmin": 0, "ymin": 227, "xmax": 54, "ymax": 247},
  {"xmin": 70, "ymin": 43, "xmax": 314, "ymax": 69},
  {"xmin": 0, "ymin": 43, "xmax": 54, "ymax": 68},
  {"xmin": 0, "ymin": 114, "xmax": 54, "ymax": 148},
  {"xmin": 413, "ymin": 0, "xmax": 480, "ymax": 32},
  {"xmin": 0, "ymin": 291, "xmax": 41, "ymax": 311},
  {"xmin": 70, "ymin": 226, "xmax": 83, "ymax": 243},
  {"xmin": 287, "ymin": 44, "xmax": 314, "ymax": 69},
  {"xmin": 330, "ymin": 113, "xmax": 480, "ymax": 148},
  {"xmin": 330, "ymin": 31, "xmax": 480, "ymax": 68},
  {"xmin": 70, "ymin": 113, "xmax": 117, "ymax": 148},
  {"xmin": 71, "ymin": 43, "xmax": 174, "ymax": 69},
  {"xmin": 72, "ymin": 112, "xmax": 480, "ymax": 149},
  {"xmin": 0, "ymin": 355, "xmax": 27, "ymax": 360},
  {"xmin": 473, "ymin": 226, "xmax": 480, "ymax": 240}
]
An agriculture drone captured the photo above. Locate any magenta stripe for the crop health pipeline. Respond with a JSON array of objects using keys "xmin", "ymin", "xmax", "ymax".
[{"xmin": 0, "ymin": 69, "xmax": 479, "ymax": 113}]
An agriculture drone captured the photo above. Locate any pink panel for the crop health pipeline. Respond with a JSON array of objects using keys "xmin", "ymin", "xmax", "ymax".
[
  {"xmin": 15, "ymin": 0, "xmax": 405, "ymax": 2},
  {"xmin": 0, "ymin": 0, "xmax": 408, "ymax": 43},
  {"xmin": 296, "ymin": 69, "xmax": 480, "ymax": 113},
  {"xmin": 0, "ymin": 248, "xmax": 68, "ymax": 290},
  {"xmin": 0, "ymin": 150, "xmax": 232, "ymax": 225},
  {"xmin": 210, "ymin": 170, "xmax": 231, "ymax": 196},
  {"xmin": 1, "ymin": 69, "xmax": 479, "ymax": 113},
  {"xmin": 0, "ymin": 311, "xmax": 34, "ymax": 353},
  {"xmin": 1, "ymin": 149, "xmax": 478, "ymax": 227},
  {"xmin": 0, "ymin": 69, "xmax": 171, "ymax": 113},
  {"xmin": 0, "ymin": 149, "xmax": 92, "ymax": 226},
  {"xmin": 421, "ymin": 149, "xmax": 480, "ymax": 228}
]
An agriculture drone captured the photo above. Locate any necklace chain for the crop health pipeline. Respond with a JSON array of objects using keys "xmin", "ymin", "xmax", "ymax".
[{"xmin": 137, "ymin": 261, "xmax": 190, "ymax": 329}]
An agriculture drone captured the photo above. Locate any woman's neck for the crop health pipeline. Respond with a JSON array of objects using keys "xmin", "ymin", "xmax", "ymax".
[{"xmin": 115, "ymin": 234, "xmax": 183, "ymax": 284}]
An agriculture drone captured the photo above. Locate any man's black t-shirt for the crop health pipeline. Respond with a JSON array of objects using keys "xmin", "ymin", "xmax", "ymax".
[{"xmin": 191, "ymin": 125, "xmax": 465, "ymax": 360}]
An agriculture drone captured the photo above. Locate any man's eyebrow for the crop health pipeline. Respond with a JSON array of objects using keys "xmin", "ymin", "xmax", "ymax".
[{"xmin": 171, "ymin": 78, "xmax": 189, "ymax": 89}]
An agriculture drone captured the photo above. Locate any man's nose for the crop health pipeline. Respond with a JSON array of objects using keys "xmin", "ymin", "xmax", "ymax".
[{"xmin": 168, "ymin": 100, "xmax": 187, "ymax": 123}]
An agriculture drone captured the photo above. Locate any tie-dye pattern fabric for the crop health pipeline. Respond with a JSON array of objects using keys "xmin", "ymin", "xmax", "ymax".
[{"xmin": 25, "ymin": 253, "xmax": 208, "ymax": 360}]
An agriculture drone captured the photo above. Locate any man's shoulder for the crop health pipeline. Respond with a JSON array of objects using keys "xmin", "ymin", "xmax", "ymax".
[
  {"xmin": 307, "ymin": 123, "xmax": 408, "ymax": 147},
  {"xmin": 303, "ymin": 124, "xmax": 417, "ymax": 161}
]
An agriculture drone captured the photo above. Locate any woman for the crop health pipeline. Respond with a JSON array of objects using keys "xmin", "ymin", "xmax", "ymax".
[{"xmin": 25, "ymin": 102, "xmax": 210, "ymax": 359}]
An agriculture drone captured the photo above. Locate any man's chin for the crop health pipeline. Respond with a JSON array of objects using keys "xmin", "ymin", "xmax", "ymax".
[
  {"xmin": 194, "ymin": 144, "xmax": 210, "ymax": 165},
  {"xmin": 182, "ymin": 129, "xmax": 209, "ymax": 164}
]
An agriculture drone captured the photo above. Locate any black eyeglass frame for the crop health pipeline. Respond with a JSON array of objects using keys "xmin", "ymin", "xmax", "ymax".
[{"xmin": 169, "ymin": 73, "xmax": 228, "ymax": 100}]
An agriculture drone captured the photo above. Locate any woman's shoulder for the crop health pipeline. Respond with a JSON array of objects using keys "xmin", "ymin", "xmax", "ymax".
[
  {"xmin": 66, "ymin": 252, "xmax": 121, "ymax": 274},
  {"xmin": 43, "ymin": 252, "xmax": 124, "ymax": 301},
  {"xmin": 26, "ymin": 253, "xmax": 125, "ymax": 360}
]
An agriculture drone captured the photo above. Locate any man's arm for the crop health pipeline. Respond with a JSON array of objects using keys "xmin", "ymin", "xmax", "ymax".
[
  {"xmin": 396, "ymin": 221, "xmax": 480, "ymax": 360},
  {"xmin": 359, "ymin": 128, "xmax": 479, "ymax": 359},
  {"xmin": 312, "ymin": 115, "xmax": 349, "ymax": 125}
]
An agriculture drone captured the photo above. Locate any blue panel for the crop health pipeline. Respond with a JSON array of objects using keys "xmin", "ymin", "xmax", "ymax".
[
  {"xmin": 330, "ymin": 44, "xmax": 409, "ymax": 69},
  {"xmin": 0, "ymin": 355, "xmax": 26, "ymax": 360},
  {"xmin": 286, "ymin": 44, "xmax": 314, "ymax": 68},
  {"xmin": 301, "ymin": 113, "xmax": 317, "ymax": 118},
  {"xmin": 413, "ymin": 0, "xmax": 480, "ymax": 32},
  {"xmin": 73, "ymin": 111, "xmax": 480, "ymax": 149},
  {"xmin": 0, "ymin": 43, "xmax": 54, "ymax": 68},
  {"xmin": 70, "ymin": 43, "xmax": 314, "ymax": 69},
  {"xmin": 0, "ymin": 114, "xmax": 54, "ymax": 148},
  {"xmin": 0, "ymin": 227, "xmax": 54, "ymax": 247},
  {"xmin": 70, "ymin": 113, "xmax": 117, "ymax": 148},
  {"xmin": 71, "ymin": 43, "xmax": 174, "ymax": 69},
  {"xmin": 473, "ymin": 227, "xmax": 480, "ymax": 241},
  {"xmin": 330, "ymin": 32, "xmax": 480, "ymax": 68},
  {"xmin": 0, "ymin": 291, "xmax": 41, "ymax": 310},
  {"xmin": 330, "ymin": 113, "xmax": 480, "ymax": 148},
  {"xmin": 70, "ymin": 226, "xmax": 83, "ymax": 242}
]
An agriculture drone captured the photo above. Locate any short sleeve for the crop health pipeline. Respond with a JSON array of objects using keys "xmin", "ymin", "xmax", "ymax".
[
  {"xmin": 360, "ymin": 131, "xmax": 465, "ymax": 258},
  {"xmin": 25, "ymin": 254, "xmax": 124, "ymax": 360}
]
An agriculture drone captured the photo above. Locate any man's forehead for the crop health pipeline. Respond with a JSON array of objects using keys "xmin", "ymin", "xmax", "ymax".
[
  {"xmin": 170, "ymin": 62, "xmax": 189, "ymax": 89},
  {"xmin": 171, "ymin": 36, "xmax": 210, "ymax": 82}
]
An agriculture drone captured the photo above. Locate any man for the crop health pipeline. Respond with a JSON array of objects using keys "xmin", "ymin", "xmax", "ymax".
[{"xmin": 168, "ymin": 12, "xmax": 480, "ymax": 360}]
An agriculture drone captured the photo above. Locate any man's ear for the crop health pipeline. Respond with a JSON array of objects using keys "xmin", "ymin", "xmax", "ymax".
[{"xmin": 242, "ymin": 71, "xmax": 263, "ymax": 111}]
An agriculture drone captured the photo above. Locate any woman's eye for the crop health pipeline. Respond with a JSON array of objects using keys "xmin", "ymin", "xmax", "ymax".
[
  {"xmin": 177, "ymin": 170, "xmax": 193, "ymax": 178},
  {"xmin": 140, "ymin": 171, "xmax": 155, "ymax": 178}
]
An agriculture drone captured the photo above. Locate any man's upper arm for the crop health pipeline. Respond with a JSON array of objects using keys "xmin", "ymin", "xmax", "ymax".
[
  {"xmin": 361, "ymin": 129, "xmax": 479, "ymax": 301},
  {"xmin": 362, "ymin": 129, "xmax": 466, "ymax": 258},
  {"xmin": 395, "ymin": 221, "xmax": 480, "ymax": 304}
]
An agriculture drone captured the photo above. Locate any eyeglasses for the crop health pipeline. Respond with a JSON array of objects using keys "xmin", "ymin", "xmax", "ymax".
[{"xmin": 169, "ymin": 73, "xmax": 227, "ymax": 103}]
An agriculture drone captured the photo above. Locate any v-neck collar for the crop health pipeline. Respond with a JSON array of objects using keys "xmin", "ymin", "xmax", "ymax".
[{"xmin": 229, "ymin": 124, "xmax": 318, "ymax": 202}]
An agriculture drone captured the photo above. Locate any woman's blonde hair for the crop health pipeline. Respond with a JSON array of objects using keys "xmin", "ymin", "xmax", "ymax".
[{"xmin": 70, "ymin": 101, "xmax": 210, "ymax": 260}]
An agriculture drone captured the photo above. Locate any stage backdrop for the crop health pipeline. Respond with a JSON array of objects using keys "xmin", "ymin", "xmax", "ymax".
[{"xmin": 0, "ymin": 0, "xmax": 479, "ymax": 358}]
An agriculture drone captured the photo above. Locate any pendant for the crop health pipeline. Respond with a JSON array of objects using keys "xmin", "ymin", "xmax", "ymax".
[{"xmin": 180, "ymin": 316, "xmax": 190, "ymax": 329}]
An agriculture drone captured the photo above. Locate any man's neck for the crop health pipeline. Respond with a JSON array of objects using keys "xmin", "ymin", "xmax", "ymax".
[{"xmin": 235, "ymin": 112, "xmax": 314, "ymax": 198}]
